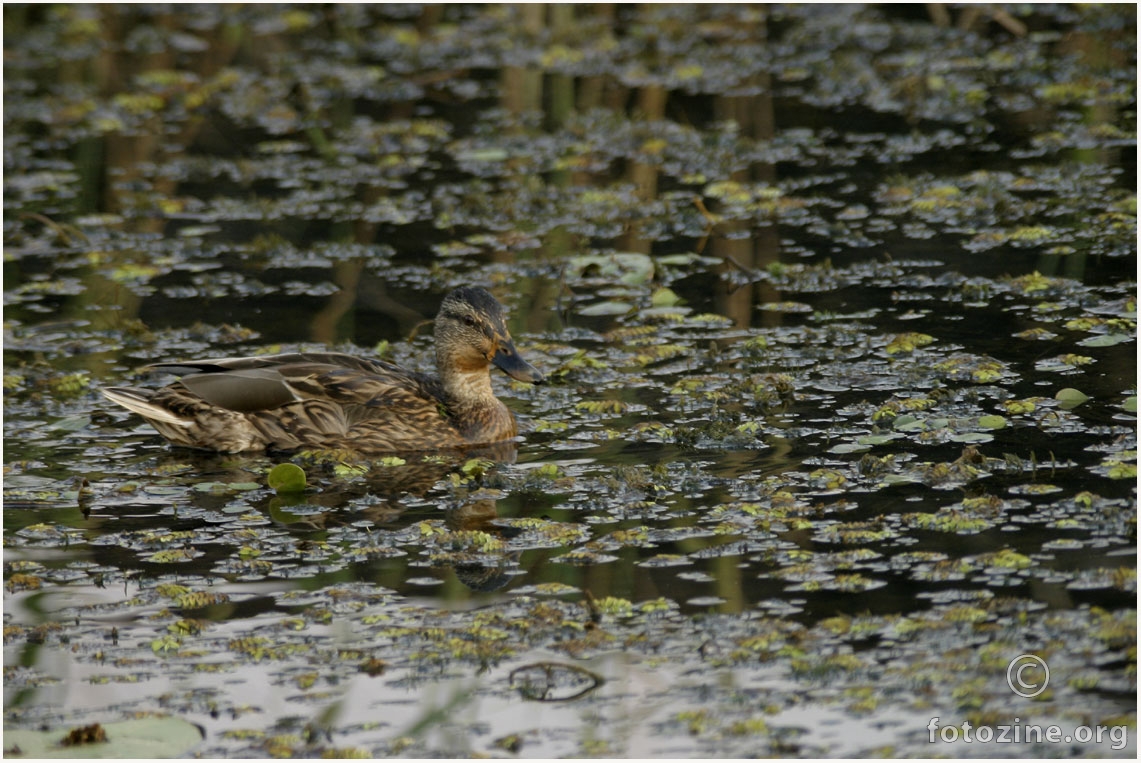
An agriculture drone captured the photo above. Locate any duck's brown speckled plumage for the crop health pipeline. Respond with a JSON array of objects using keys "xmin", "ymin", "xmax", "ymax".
[{"xmin": 102, "ymin": 287, "xmax": 544, "ymax": 453}]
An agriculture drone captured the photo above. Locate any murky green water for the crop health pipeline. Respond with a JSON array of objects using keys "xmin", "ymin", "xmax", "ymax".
[{"xmin": 4, "ymin": 5, "xmax": 1136, "ymax": 758}]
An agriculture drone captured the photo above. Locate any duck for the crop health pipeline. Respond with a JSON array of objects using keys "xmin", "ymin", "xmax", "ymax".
[{"xmin": 101, "ymin": 286, "xmax": 544, "ymax": 453}]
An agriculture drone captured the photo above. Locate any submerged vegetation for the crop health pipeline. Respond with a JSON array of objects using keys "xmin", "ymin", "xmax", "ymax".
[{"xmin": 3, "ymin": 4, "xmax": 1136, "ymax": 758}]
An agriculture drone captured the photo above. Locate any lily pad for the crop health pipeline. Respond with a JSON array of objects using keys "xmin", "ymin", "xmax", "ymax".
[
  {"xmin": 566, "ymin": 252, "xmax": 655, "ymax": 285},
  {"xmin": 578, "ymin": 300, "xmax": 634, "ymax": 317},
  {"xmin": 267, "ymin": 463, "xmax": 307, "ymax": 494},
  {"xmin": 1055, "ymin": 387, "xmax": 1090, "ymax": 410},
  {"xmin": 949, "ymin": 432, "xmax": 994, "ymax": 443},
  {"xmin": 3, "ymin": 717, "xmax": 203, "ymax": 758},
  {"xmin": 1077, "ymin": 333, "xmax": 1133, "ymax": 347},
  {"xmin": 651, "ymin": 287, "xmax": 683, "ymax": 307},
  {"xmin": 829, "ymin": 442, "xmax": 872, "ymax": 454}
]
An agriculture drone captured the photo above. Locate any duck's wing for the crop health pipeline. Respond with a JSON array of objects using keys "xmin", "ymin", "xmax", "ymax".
[{"xmin": 147, "ymin": 352, "xmax": 443, "ymax": 414}]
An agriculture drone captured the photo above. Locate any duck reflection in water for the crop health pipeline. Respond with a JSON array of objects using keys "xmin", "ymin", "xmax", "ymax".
[
  {"xmin": 262, "ymin": 447, "xmax": 524, "ymax": 593},
  {"xmin": 272, "ymin": 487, "xmax": 524, "ymax": 594},
  {"xmin": 440, "ymin": 494, "xmax": 525, "ymax": 593}
]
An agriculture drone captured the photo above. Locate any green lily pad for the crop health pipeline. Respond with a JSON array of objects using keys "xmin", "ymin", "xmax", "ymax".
[
  {"xmin": 857, "ymin": 433, "xmax": 904, "ymax": 445},
  {"xmin": 892, "ymin": 415, "xmax": 927, "ymax": 432},
  {"xmin": 454, "ymin": 147, "xmax": 509, "ymax": 163},
  {"xmin": 1077, "ymin": 333, "xmax": 1132, "ymax": 347},
  {"xmin": 192, "ymin": 481, "xmax": 235, "ymax": 494},
  {"xmin": 829, "ymin": 442, "xmax": 871, "ymax": 454},
  {"xmin": 578, "ymin": 300, "xmax": 633, "ymax": 316},
  {"xmin": 567, "ymin": 252, "xmax": 654, "ymax": 285},
  {"xmin": 3, "ymin": 717, "xmax": 203, "ymax": 758},
  {"xmin": 268, "ymin": 463, "xmax": 307, "ymax": 494},
  {"xmin": 949, "ymin": 432, "xmax": 994, "ymax": 443},
  {"xmin": 656, "ymin": 253, "xmax": 701, "ymax": 267},
  {"xmin": 52, "ymin": 415, "xmax": 91, "ymax": 432},
  {"xmin": 1055, "ymin": 387, "xmax": 1090, "ymax": 410},
  {"xmin": 651, "ymin": 287, "xmax": 682, "ymax": 307}
]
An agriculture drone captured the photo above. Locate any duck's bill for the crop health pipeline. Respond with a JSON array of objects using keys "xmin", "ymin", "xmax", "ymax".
[{"xmin": 493, "ymin": 342, "xmax": 544, "ymax": 384}]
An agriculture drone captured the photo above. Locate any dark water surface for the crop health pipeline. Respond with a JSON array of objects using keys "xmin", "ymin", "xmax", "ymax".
[{"xmin": 3, "ymin": 5, "xmax": 1135, "ymax": 757}]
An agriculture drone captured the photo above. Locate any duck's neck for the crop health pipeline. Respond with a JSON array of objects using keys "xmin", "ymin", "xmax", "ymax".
[
  {"xmin": 439, "ymin": 365, "xmax": 498, "ymax": 412},
  {"xmin": 438, "ymin": 362, "xmax": 516, "ymax": 440}
]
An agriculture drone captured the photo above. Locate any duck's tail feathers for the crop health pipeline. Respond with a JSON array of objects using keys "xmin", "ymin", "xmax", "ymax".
[{"xmin": 102, "ymin": 387, "xmax": 191, "ymax": 427}]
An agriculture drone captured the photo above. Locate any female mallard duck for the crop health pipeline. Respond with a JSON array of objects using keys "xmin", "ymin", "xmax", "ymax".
[{"xmin": 101, "ymin": 286, "xmax": 544, "ymax": 453}]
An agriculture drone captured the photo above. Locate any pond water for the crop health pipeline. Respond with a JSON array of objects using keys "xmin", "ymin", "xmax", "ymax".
[{"xmin": 3, "ymin": 4, "xmax": 1136, "ymax": 758}]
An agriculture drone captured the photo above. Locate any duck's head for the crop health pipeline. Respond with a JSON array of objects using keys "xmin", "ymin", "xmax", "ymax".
[{"xmin": 435, "ymin": 286, "xmax": 544, "ymax": 385}]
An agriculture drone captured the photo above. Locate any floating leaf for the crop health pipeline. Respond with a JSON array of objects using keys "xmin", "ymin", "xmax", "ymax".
[
  {"xmin": 651, "ymin": 287, "xmax": 682, "ymax": 307},
  {"xmin": 885, "ymin": 332, "xmax": 935, "ymax": 355},
  {"xmin": 145, "ymin": 549, "xmax": 199, "ymax": 563},
  {"xmin": 858, "ymin": 434, "xmax": 904, "ymax": 445},
  {"xmin": 578, "ymin": 300, "xmax": 633, "ymax": 316},
  {"xmin": 657, "ymin": 253, "xmax": 701, "ymax": 267},
  {"xmin": 2, "ymin": 717, "xmax": 203, "ymax": 758},
  {"xmin": 334, "ymin": 462, "xmax": 369, "ymax": 478},
  {"xmin": 829, "ymin": 442, "xmax": 871, "ymax": 454},
  {"xmin": 267, "ymin": 463, "xmax": 307, "ymax": 494},
  {"xmin": 51, "ymin": 415, "xmax": 91, "ymax": 432},
  {"xmin": 192, "ymin": 482, "xmax": 234, "ymax": 494},
  {"xmin": 566, "ymin": 252, "xmax": 654, "ymax": 285},
  {"xmin": 1078, "ymin": 333, "xmax": 1132, "ymax": 347},
  {"xmin": 949, "ymin": 432, "xmax": 993, "ymax": 444},
  {"xmin": 1002, "ymin": 399, "xmax": 1037, "ymax": 415},
  {"xmin": 453, "ymin": 147, "xmax": 509, "ymax": 163},
  {"xmin": 1104, "ymin": 461, "xmax": 1137, "ymax": 480},
  {"xmin": 1055, "ymin": 388, "xmax": 1089, "ymax": 409},
  {"xmin": 460, "ymin": 458, "xmax": 494, "ymax": 478},
  {"xmin": 575, "ymin": 399, "xmax": 628, "ymax": 415},
  {"xmin": 893, "ymin": 415, "xmax": 927, "ymax": 432}
]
